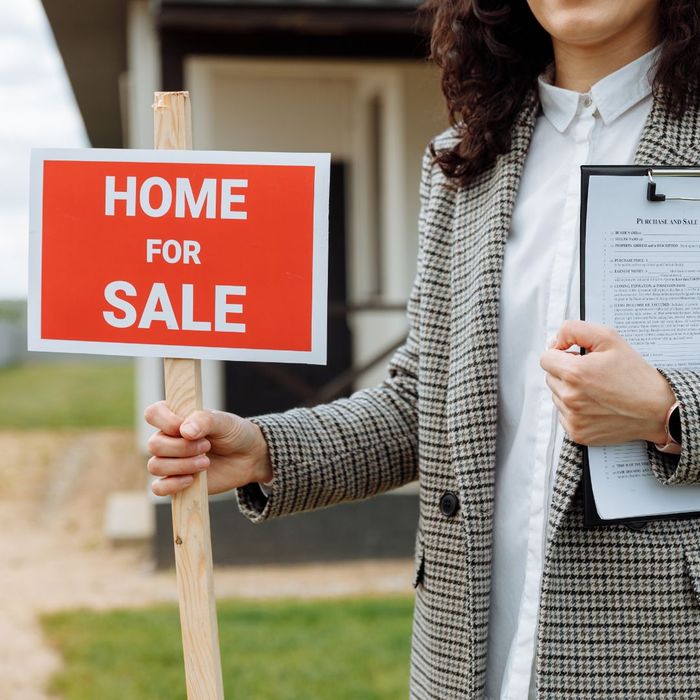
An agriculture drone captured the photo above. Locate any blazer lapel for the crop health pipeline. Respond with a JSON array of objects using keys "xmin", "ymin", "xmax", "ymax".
[
  {"xmin": 446, "ymin": 90, "xmax": 539, "ymax": 520},
  {"xmin": 443, "ymin": 91, "xmax": 539, "ymax": 695},
  {"xmin": 635, "ymin": 88, "xmax": 700, "ymax": 166}
]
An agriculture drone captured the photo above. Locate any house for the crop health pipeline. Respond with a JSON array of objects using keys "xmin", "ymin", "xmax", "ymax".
[{"xmin": 42, "ymin": 0, "xmax": 447, "ymax": 566}]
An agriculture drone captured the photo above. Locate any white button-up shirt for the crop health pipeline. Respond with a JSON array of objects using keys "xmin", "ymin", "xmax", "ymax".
[{"xmin": 485, "ymin": 47, "xmax": 659, "ymax": 700}]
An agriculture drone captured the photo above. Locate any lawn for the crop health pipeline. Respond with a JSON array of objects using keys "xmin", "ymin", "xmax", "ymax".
[
  {"xmin": 42, "ymin": 596, "xmax": 414, "ymax": 700},
  {"xmin": 0, "ymin": 360, "xmax": 134, "ymax": 428}
]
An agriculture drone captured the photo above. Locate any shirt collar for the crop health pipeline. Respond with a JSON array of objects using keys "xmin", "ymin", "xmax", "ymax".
[{"xmin": 538, "ymin": 45, "xmax": 660, "ymax": 133}]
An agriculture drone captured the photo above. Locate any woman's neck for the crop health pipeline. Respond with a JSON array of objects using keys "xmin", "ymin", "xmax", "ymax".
[{"xmin": 552, "ymin": 26, "xmax": 659, "ymax": 92}]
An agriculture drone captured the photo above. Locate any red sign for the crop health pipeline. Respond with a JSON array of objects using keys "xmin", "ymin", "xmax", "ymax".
[{"xmin": 29, "ymin": 149, "xmax": 329, "ymax": 363}]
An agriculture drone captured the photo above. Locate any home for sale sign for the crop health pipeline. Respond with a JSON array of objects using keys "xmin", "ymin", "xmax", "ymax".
[{"xmin": 28, "ymin": 149, "xmax": 330, "ymax": 363}]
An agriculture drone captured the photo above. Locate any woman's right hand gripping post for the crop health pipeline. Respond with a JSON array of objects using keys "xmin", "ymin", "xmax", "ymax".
[{"xmin": 144, "ymin": 401, "xmax": 273, "ymax": 497}]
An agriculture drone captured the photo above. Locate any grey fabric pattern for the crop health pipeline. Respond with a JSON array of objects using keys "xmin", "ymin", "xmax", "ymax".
[
  {"xmin": 647, "ymin": 368, "xmax": 700, "ymax": 485},
  {"xmin": 237, "ymin": 86, "xmax": 700, "ymax": 698}
]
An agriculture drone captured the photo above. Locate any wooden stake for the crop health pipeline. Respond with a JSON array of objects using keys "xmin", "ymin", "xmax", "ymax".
[{"xmin": 154, "ymin": 91, "xmax": 225, "ymax": 700}]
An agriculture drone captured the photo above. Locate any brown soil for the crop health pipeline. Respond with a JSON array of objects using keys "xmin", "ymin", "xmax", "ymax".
[{"xmin": 0, "ymin": 429, "xmax": 412, "ymax": 700}]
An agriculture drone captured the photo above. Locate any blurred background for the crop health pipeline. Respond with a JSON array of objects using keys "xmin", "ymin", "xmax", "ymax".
[{"xmin": 0, "ymin": 1, "xmax": 446, "ymax": 697}]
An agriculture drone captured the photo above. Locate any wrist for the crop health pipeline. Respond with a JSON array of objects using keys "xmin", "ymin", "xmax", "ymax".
[
  {"xmin": 648, "ymin": 417, "xmax": 670, "ymax": 446},
  {"xmin": 645, "ymin": 373, "xmax": 677, "ymax": 444},
  {"xmin": 251, "ymin": 423, "xmax": 273, "ymax": 483}
]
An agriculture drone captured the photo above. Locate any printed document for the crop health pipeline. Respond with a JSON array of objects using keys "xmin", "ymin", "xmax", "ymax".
[{"xmin": 584, "ymin": 173, "xmax": 700, "ymax": 520}]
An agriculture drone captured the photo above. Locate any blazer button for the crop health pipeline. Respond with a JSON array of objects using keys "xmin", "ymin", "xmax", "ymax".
[{"xmin": 439, "ymin": 491, "xmax": 459, "ymax": 517}]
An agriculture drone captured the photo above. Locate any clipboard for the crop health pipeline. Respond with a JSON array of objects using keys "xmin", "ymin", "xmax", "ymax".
[{"xmin": 580, "ymin": 164, "xmax": 700, "ymax": 527}]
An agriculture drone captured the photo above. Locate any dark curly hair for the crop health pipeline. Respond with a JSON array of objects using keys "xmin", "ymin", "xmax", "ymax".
[{"xmin": 420, "ymin": 0, "xmax": 700, "ymax": 185}]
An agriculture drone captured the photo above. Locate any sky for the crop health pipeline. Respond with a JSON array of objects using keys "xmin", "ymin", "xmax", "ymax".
[{"xmin": 0, "ymin": 0, "xmax": 88, "ymax": 299}]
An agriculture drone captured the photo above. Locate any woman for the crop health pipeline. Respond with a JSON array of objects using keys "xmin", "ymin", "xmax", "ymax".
[{"xmin": 144, "ymin": 1, "xmax": 700, "ymax": 697}]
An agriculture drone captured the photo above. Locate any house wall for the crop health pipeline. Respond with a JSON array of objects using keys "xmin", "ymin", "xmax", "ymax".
[
  {"xmin": 126, "ymin": 1, "xmax": 226, "ymax": 449},
  {"xmin": 126, "ymin": 1, "xmax": 447, "ymax": 449},
  {"xmin": 185, "ymin": 56, "xmax": 445, "ymax": 391}
]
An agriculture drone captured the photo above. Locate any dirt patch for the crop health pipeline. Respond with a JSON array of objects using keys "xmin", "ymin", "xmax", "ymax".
[{"xmin": 0, "ymin": 429, "xmax": 413, "ymax": 699}]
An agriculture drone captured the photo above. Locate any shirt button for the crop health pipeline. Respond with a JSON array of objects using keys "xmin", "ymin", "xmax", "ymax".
[
  {"xmin": 582, "ymin": 94, "xmax": 593, "ymax": 108},
  {"xmin": 439, "ymin": 491, "xmax": 459, "ymax": 517}
]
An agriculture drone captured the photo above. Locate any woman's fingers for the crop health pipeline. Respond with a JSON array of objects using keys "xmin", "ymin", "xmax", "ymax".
[
  {"xmin": 148, "ymin": 453, "xmax": 210, "ymax": 478},
  {"xmin": 143, "ymin": 401, "xmax": 272, "ymax": 494},
  {"xmin": 147, "ymin": 432, "xmax": 210, "ymax": 458},
  {"xmin": 179, "ymin": 409, "xmax": 240, "ymax": 442},
  {"xmin": 144, "ymin": 403, "xmax": 245, "ymax": 451},
  {"xmin": 143, "ymin": 400, "xmax": 184, "ymax": 437},
  {"xmin": 152, "ymin": 475, "xmax": 195, "ymax": 497}
]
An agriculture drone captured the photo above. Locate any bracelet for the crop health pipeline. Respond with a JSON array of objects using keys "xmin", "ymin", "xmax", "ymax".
[{"xmin": 654, "ymin": 400, "xmax": 681, "ymax": 455}]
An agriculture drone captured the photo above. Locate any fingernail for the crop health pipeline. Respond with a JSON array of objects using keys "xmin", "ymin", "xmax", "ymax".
[
  {"xmin": 181, "ymin": 422, "xmax": 199, "ymax": 439},
  {"xmin": 197, "ymin": 440, "xmax": 210, "ymax": 453},
  {"xmin": 181, "ymin": 475, "xmax": 194, "ymax": 485},
  {"xmin": 194, "ymin": 455, "xmax": 209, "ymax": 470}
]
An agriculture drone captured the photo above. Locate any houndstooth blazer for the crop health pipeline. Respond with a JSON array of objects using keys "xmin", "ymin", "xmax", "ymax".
[{"xmin": 237, "ymin": 87, "xmax": 700, "ymax": 699}]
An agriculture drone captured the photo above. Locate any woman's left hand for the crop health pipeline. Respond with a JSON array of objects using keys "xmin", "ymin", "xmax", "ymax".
[{"xmin": 540, "ymin": 320, "xmax": 676, "ymax": 446}]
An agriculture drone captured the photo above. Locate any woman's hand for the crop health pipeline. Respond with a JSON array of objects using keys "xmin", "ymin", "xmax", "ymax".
[
  {"xmin": 144, "ymin": 402, "xmax": 273, "ymax": 497},
  {"xmin": 540, "ymin": 320, "xmax": 676, "ymax": 447}
]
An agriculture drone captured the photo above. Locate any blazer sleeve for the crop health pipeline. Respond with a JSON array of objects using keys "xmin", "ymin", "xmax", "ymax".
[
  {"xmin": 646, "ymin": 368, "xmax": 700, "ymax": 485},
  {"xmin": 235, "ymin": 146, "xmax": 434, "ymax": 523}
]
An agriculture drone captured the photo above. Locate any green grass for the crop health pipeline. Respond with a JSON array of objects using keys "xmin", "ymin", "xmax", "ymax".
[
  {"xmin": 0, "ymin": 361, "xmax": 134, "ymax": 428},
  {"xmin": 42, "ymin": 596, "xmax": 414, "ymax": 700},
  {"xmin": 0, "ymin": 299, "xmax": 25, "ymax": 322}
]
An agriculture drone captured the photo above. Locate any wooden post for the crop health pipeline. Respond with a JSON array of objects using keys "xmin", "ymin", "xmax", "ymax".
[{"xmin": 154, "ymin": 91, "xmax": 225, "ymax": 700}]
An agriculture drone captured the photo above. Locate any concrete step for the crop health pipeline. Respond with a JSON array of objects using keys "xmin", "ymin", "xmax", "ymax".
[
  {"xmin": 104, "ymin": 491, "xmax": 154, "ymax": 545},
  {"xmin": 154, "ymin": 488, "xmax": 419, "ymax": 569}
]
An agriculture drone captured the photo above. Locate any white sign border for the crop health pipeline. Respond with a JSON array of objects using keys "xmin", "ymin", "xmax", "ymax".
[{"xmin": 28, "ymin": 148, "xmax": 330, "ymax": 365}]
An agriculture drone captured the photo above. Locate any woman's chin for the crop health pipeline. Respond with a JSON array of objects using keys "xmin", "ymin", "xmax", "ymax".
[{"xmin": 526, "ymin": 0, "xmax": 659, "ymax": 51}]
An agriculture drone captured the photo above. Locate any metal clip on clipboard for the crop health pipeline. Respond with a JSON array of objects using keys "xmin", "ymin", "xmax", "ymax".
[{"xmin": 647, "ymin": 168, "xmax": 700, "ymax": 201}]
